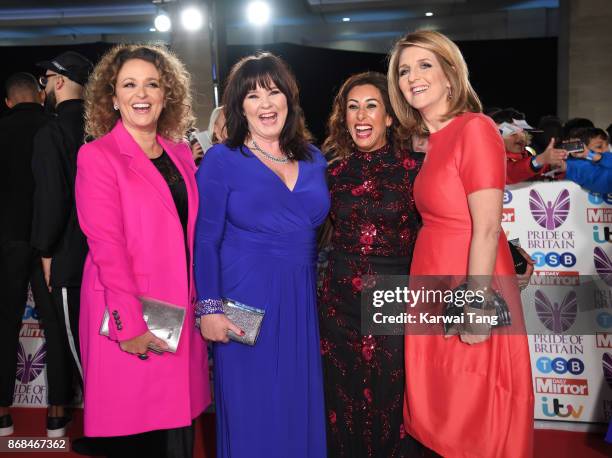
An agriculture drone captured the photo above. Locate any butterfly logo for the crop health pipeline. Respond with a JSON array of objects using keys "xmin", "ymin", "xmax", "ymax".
[
  {"xmin": 16, "ymin": 342, "xmax": 46, "ymax": 384},
  {"xmin": 594, "ymin": 247, "xmax": 612, "ymax": 287},
  {"xmin": 603, "ymin": 353, "xmax": 612, "ymax": 389},
  {"xmin": 534, "ymin": 290, "xmax": 578, "ymax": 333},
  {"xmin": 529, "ymin": 189, "xmax": 570, "ymax": 230}
]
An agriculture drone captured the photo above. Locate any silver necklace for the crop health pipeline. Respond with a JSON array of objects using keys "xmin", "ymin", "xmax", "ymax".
[{"xmin": 251, "ymin": 140, "xmax": 289, "ymax": 164}]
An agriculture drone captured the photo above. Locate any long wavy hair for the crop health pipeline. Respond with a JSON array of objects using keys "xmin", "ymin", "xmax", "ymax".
[
  {"xmin": 222, "ymin": 52, "xmax": 312, "ymax": 161},
  {"xmin": 322, "ymin": 71, "xmax": 408, "ymax": 161},
  {"xmin": 84, "ymin": 44, "xmax": 195, "ymax": 141},
  {"xmin": 388, "ymin": 30, "xmax": 482, "ymax": 136}
]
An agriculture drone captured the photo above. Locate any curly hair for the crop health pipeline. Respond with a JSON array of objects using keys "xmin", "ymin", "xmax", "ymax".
[
  {"xmin": 84, "ymin": 44, "xmax": 195, "ymax": 141},
  {"xmin": 322, "ymin": 71, "xmax": 408, "ymax": 161},
  {"xmin": 223, "ymin": 52, "xmax": 312, "ymax": 161}
]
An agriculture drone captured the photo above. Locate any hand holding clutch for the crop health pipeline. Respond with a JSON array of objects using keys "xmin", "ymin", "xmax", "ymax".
[{"xmin": 198, "ymin": 314, "xmax": 244, "ymax": 343}]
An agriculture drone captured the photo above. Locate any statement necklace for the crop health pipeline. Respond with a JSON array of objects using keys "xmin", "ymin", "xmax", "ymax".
[{"xmin": 251, "ymin": 140, "xmax": 290, "ymax": 164}]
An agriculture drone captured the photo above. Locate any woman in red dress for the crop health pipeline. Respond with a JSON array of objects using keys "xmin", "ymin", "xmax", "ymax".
[{"xmin": 387, "ymin": 31, "xmax": 534, "ymax": 457}]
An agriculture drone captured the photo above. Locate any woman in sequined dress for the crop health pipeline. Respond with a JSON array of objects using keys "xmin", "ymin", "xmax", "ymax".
[{"xmin": 318, "ymin": 72, "xmax": 423, "ymax": 458}]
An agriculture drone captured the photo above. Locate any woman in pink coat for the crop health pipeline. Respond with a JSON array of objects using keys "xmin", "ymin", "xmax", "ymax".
[{"xmin": 75, "ymin": 44, "xmax": 210, "ymax": 457}]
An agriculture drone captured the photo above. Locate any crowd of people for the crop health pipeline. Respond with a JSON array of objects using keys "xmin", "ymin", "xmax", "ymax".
[{"xmin": 1, "ymin": 29, "xmax": 611, "ymax": 458}]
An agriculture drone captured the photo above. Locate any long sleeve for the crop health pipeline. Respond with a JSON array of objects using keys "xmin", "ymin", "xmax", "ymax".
[
  {"xmin": 75, "ymin": 143, "xmax": 148, "ymax": 341},
  {"xmin": 31, "ymin": 124, "xmax": 70, "ymax": 256},
  {"xmin": 194, "ymin": 145, "xmax": 229, "ymax": 313},
  {"xmin": 565, "ymin": 158, "xmax": 612, "ymax": 194},
  {"xmin": 597, "ymin": 152, "xmax": 612, "ymax": 169},
  {"xmin": 506, "ymin": 155, "xmax": 550, "ymax": 184}
]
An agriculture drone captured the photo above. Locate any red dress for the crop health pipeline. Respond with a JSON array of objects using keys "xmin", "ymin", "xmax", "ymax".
[{"xmin": 405, "ymin": 113, "xmax": 534, "ymax": 457}]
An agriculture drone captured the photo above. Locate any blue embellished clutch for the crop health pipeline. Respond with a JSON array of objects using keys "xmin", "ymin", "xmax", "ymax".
[{"xmin": 222, "ymin": 298, "xmax": 265, "ymax": 346}]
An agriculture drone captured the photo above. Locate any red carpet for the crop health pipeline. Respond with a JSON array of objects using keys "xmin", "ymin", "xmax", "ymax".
[{"xmin": 6, "ymin": 408, "xmax": 612, "ymax": 457}]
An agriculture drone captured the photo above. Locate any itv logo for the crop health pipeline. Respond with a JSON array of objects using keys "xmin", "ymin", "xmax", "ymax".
[{"xmin": 541, "ymin": 397, "xmax": 584, "ymax": 419}]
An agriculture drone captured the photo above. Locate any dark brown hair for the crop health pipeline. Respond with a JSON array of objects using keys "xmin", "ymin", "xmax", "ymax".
[
  {"xmin": 85, "ymin": 44, "xmax": 194, "ymax": 141},
  {"xmin": 323, "ymin": 72, "xmax": 408, "ymax": 161},
  {"xmin": 222, "ymin": 52, "xmax": 312, "ymax": 160}
]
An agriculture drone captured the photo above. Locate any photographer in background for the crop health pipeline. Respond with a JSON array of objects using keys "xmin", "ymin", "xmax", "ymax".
[{"xmin": 557, "ymin": 128, "xmax": 612, "ymax": 194}]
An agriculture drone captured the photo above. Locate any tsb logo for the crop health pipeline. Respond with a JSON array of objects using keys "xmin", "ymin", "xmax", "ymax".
[
  {"xmin": 541, "ymin": 397, "xmax": 584, "ymax": 419},
  {"xmin": 597, "ymin": 312, "xmax": 612, "ymax": 329},
  {"xmin": 588, "ymin": 192, "xmax": 612, "ymax": 205},
  {"xmin": 531, "ymin": 252, "xmax": 577, "ymax": 268},
  {"xmin": 503, "ymin": 190, "xmax": 513, "ymax": 204},
  {"xmin": 502, "ymin": 208, "xmax": 515, "ymax": 223},
  {"xmin": 536, "ymin": 356, "xmax": 584, "ymax": 375},
  {"xmin": 535, "ymin": 377, "xmax": 588, "ymax": 396}
]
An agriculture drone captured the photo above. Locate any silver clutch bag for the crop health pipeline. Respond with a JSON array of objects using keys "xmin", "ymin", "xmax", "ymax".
[
  {"xmin": 99, "ymin": 296, "xmax": 186, "ymax": 353},
  {"xmin": 222, "ymin": 298, "xmax": 265, "ymax": 346}
]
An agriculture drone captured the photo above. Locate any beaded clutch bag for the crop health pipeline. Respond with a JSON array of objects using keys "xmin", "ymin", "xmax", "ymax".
[{"xmin": 222, "ymin": 298, "xmax": 265, "ymax": 346}]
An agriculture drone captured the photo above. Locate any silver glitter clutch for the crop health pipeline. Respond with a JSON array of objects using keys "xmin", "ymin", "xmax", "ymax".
[
  {"xmin": 222, "ymin": 298, "xmax": 265, "ymax": 346},
  {"xmin": 99, "ymin": 296, "xmax": 185, "ymax": 353}
]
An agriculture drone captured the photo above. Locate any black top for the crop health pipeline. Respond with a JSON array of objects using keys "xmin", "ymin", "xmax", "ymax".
[
  {"xmin": 0, "ymin": 103, "xmax": 51, "ymax": 244},
  {"xmin": 151, "ymin": 151, "xmax": 189, "ymax": 235},
  {"xmin": 327, "ymin": 145, "xmax": 424, "ymax": 258},
  {"xmin": 31, "ymin": 98, "xmax": 88, "ymax": 287}
]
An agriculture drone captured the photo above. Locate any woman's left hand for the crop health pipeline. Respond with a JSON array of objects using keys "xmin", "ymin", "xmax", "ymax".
[
  {"xmin": 515, "ymin": 246, "xmax": 535, "ymax": 290},
  {"xmin": 460, "ymin": 333, "xmax": 490, "ymax": 345}
]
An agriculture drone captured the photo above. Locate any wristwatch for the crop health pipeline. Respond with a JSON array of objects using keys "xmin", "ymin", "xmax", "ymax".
[{"xmin": 531, "ymin": 156, "xmax": 543, "ymax": 170}]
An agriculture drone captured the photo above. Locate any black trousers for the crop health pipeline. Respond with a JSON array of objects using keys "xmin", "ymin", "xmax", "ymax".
[
  {"xmin": 102, "ymin": 423, "xmax": 195, "ymax": 458},
  {"xmin": 0, "ymin": 241, "xmax": 75, "ymax": 406}
]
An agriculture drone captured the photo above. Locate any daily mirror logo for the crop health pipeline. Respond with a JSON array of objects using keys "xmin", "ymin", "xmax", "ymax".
[
  {"xmin": 535, "ymin": 377, "xmax": 588, "ymax": 396},
  {"xmin": 529, "ymin": 189, "xmax": 570, "ymax": 230}
]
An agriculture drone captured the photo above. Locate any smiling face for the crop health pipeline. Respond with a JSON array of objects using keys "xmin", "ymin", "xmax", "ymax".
[
  {"xmin": 503, "ymin": 131, "xmax": 527, "ymax": 153},
  {"xmin": 113, "ymin": 58, "xmax": 165, "ymax": 134},
  {"xmin": 397, "ymin": 46, "xmax": 451, "ymax": 119},
  {"xmin": 242, "ymin": 81, "xmax": 288, "ymax": 143},
  {"xmin": 345, "ymin": 84, "xmax": 392, "ymax": 152}
]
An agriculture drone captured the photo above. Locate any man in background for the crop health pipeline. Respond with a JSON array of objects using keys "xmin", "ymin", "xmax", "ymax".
[
  {"xmin": 0, "ymin": 72, "xmax": 74, "ymax": 437},
  {"xmin": 30, "ymin": 51, "xmax": 92, "ymax": 428}
]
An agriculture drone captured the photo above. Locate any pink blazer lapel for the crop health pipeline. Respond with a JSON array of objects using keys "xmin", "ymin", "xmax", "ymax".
[{"xmin": 111, "ymin": 120, "xmax": 178, "ymax": 218}]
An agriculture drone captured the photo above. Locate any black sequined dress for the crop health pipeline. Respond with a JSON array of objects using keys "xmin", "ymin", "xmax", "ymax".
[{"xmin": 318, "ymin": 145, "xmax": 423, "ymax": 458}]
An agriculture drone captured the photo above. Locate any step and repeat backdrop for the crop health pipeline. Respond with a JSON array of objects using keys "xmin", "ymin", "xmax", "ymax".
[
  {"xmin": 13, "ymin": 180, "xmax": 612, "ymax": 428},
  {"xmin": 503, "ymin": 181, "xmax": 612, "ymax": 424}
]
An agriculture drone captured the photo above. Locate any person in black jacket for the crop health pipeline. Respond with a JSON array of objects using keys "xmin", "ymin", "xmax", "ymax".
[
  {"xmin": 0, "ymin": 72, "xmax": 75, "ymax": 438},
  {"xmin": 30, "ymin": 52, "xmax": 92, "ymax": 430}
]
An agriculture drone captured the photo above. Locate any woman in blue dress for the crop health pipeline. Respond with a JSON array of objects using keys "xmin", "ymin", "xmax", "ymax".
[{"xmin": 194, "ymin": 52, "xmax": 329, "ymax": 457}]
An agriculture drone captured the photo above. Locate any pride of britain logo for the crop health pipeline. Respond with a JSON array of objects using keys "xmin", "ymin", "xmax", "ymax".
[
  {"xmin": 535, "ymin": 291, "xmax": 578, "ymax": 333},
  {"xmin": 16, "ymin": 342, "xmax": 46, "ymax": 384},
  {"xmin": 594, "ymin": 247, "xmax": 612, "ymax": 286},
  {"xmin": 529, "ymin": 189, "xmax": 570, "ymax": 230}
]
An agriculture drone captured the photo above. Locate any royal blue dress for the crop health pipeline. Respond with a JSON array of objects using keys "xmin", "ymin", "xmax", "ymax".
[{"xmin": 194, "ymin": 143, "xmax": 329, "ymax": 458}]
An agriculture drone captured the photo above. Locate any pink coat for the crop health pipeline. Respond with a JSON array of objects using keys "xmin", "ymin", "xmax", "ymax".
[{"xmin": 75, "ymin": 120, "xmax": 210, "ymax": 437}]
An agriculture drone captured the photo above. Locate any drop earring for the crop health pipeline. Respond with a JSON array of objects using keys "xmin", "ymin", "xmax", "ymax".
[{"xmin": 447, "ymin": 87, "xmax": 453, "ymax": 100}]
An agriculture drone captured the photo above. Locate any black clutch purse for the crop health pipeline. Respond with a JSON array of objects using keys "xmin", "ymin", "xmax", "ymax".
[
  {"xmin": 508, "ymin": 239, "xmax": 528, "ymax": 275},
  {"xmin": 443, "ymin": 283, "xmax": 512, "ymax": 335}
]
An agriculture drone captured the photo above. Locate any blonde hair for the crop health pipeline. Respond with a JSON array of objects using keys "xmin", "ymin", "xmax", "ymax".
[
  {"xmin": 387, "ymin": 30, "xmax": 482, "ymax": 135},
  {"xmin": 84, "ymin": 44, "xmax": 195, "ymax": 141}
]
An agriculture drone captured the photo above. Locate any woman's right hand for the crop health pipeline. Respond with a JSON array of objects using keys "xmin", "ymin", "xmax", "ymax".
[
  {"xmin": 199, "ymin": 314, "xmax": 244, "ymax": 343},
  {"xmin": 119, "ymin": 330, "xmax": 168, "ymax": 355}
]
